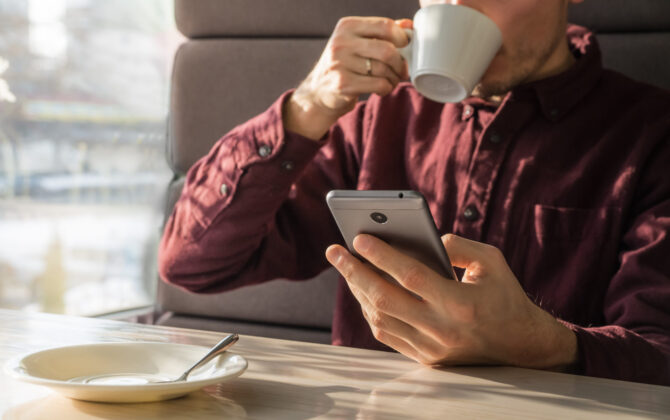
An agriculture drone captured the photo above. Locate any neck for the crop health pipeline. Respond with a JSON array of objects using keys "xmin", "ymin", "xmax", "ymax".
[{"xmin": 528, "ymin": 38, "xmax": 576, "ymax": 84}]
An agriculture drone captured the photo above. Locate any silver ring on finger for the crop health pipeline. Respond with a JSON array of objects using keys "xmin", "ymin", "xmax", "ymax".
[{"xmin": 365, "ymin": 58, "xmax": 373, "ymax": 77}]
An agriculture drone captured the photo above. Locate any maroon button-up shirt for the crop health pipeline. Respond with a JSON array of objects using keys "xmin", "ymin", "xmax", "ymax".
[{"xmin": 159, "ymin": 26, "xmax": 670, "ymax": 385}]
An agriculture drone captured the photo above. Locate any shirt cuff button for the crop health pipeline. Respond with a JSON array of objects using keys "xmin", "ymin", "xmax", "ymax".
[
  {"xmin": 281, "ymin": 160, "xmax": 295, "ymax": 171},
  {"xmin": 219, "ymin": 183, "xmax": 229, "ymax": 196},
  {"xmin": 258, "ymin": 145, "xmax": 272, "ymax": 157}
]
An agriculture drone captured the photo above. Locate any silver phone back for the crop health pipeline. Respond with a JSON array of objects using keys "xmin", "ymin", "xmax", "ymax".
[{"xmin": 326, "ymin": 190, "xmax": 457, "ymax": 281}]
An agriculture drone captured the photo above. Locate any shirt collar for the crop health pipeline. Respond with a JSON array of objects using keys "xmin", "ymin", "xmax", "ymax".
[
  {"xmin": 460, "ymin": 96, "xmax": 499, "ymax": 121},
  {"xmin": 516, "ymin": 25, "xmax": 604, "ymax": 122},
  {"xmin": 461, "ymin": 25, "xmax": 604, "ymax": 122}
]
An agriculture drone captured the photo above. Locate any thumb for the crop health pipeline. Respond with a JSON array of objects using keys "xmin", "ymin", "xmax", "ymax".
[
  {"xmin": 394, "ymin": 18, "xmax": 413, "ymax": 29},
  {"xmin": 391, "ymin": 19, "xmax": 413, "ymax": 49},
  {"xmin": 441, "ymin": 234, "xmax": 483, "ymax": 270}
]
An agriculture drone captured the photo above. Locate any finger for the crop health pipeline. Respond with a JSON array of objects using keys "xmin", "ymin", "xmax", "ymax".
[
  {"xmin": 344, "ymin": 17, "xmax": 410, "ymax": 48},
  {"xmin": 355, "ymin": 37, "xmax": 406, "ymax": 79},
  {"xmin": 355, "ymin": 294, "xmax": 425, "ymax": 362},
  {"xmin": 394, "ymin": 19, "xmax": 413, "ymax": 30},
  {"xmin": 325, "ymin": 244, "xmax": 425, "ymax": 323},
  {"xmin": 441, "ymin": 234, "xmax": 496, "ymax": 276},
  {"xmin": 347, "ymin": 264, "xmax": 449, "ymax": 364},
  {"xmin": 351, "ymin": 265, "xmax": 459, "ymax": 364},
  {"xmin": 362, "ymin": 309, "xmax": 445, "ymax": 366},
  {"xmin": 351, "ymin": 56, "xmax": 400, "ymax": 87},
  {"xmin": 352, "ymin": 234, "xmax": 463, "ymax": 302},
  {"xmin": 336, "ymin": 69, "xmax": 396, "ymax": 98},
  {"xmin": 330, "ymin": 244, "xmax": 458, "ymax": 365},
  {"xmin": 370, "ymin": 324, "xmax": 424, "ymax": 363},
  {"xmin": 359, "ymin": 293, "xmax": 423, "ymax": 347}
]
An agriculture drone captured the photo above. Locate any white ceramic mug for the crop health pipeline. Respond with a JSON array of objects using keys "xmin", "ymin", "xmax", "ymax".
[{"xmin": 398, "ymin": 4, "xmax": 502, "ymax": 103}]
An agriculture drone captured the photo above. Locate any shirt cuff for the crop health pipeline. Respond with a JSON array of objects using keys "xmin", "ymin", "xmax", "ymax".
[
  {"xmin": 180, "ymin": 90, "xmax": 327, "ymax": 238},
  {"xmin": 233, "ymin": 89, "xmax": 327, "ymax": 172},
  {"xmin": 559, "ymin": 320, "xmax": 670, "ymax": 384}
]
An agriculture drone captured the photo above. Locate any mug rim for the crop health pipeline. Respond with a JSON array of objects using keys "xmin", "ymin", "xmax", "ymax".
[{"xmin": 412, "ymin": 69, "xmax": 470, "ymax": 103}]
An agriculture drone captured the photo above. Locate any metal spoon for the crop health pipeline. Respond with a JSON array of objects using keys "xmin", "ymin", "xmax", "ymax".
[{"xmin": 159, "ymin": 333, "xmax": 239, "ymax": 383}]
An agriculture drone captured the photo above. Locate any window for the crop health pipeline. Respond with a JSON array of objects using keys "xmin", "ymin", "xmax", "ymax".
[{"xmin": 0, "ymin": 0, "xmax": 181, "ymax": 315}]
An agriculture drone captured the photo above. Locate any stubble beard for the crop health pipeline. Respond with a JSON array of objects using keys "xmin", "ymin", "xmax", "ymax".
[{"xmin": 472, "ymin": 22, "xmax": 567, "ymax": 100}]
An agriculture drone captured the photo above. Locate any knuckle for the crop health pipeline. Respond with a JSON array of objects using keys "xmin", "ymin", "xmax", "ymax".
[
  {"xmin": 371, "ymin": 293, "xmax": 390, "ymax": 311},
  {"xmin": 369, "ymin": 310, "xmax": 385, "ymax": 329},
  {"xmin": 326, "ymin": 41, "xmax": 350, "ymax": 61},
  {"xmin": 377, "ymin": 80, "xmax": 393, "ymax": 95},
  {"xmin": 487, "ymin": 245, "xmax": 505, "ymax": 262},
  {"xmin": 437, "ymin": 327, "xmax": 461, "ymax": 347},
  {"xmin": 329, "ymin": 37, "xmax": 349, "ymax": 54},
  {"xmin": 329, "ymin": 43, "xmax": 345, "ymax": 56},
  {"xmin": 333, "ymin": 73, "xmax": 349, "ymax": 91},
  {"xmin": 327, "ymin": 57, "xmax": 344, "ymax": 76},
  {"xmin": 378, "ymin": 18, "xmax": 395, "ymax": 37},
  {"xmin": 335, "ymin": 17, "xmax": 354, "ymax": 31},
  {"xmin": 402, "ymin": 265, "xmax": 425, "ymax": 290},
  {"xmin": 339, "ymin": 260, "xmax": 356, "ymax": 280},
  {"xmin": 372, "ymin": 326, "xmax": 386, "ymax": 342},
  {"xmin": 379, "ymin": 44, "xmax": 396, "ymax": 62},
  {"xmin": 361, "ymin": 307, "xmax": 371, "ymax": 323},
  {"xmin": 441, "ymin": 233, "xmax": 455, "ymax": 247}
]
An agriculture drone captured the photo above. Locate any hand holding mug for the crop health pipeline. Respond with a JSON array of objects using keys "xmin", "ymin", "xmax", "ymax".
[
  {"xmin": 284, "ymin": 17, "xmax": 411, "ymax": 140},
  {"xmin": 284, "ymin": 5, "xmax": 503, "ymax": 140}
]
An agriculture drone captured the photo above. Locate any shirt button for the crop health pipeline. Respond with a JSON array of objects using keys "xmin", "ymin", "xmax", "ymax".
[
  {"xmin": 462, "ymin": 105, "xmax": 474, "ymax": 120},
  {"xmin": 550, "ymin": 108, "xmax": 560, "ymax": 119},
  {"xmin": 258, "ymin": 145, "xmax": 272, "ymax": 157},
  {"xmin": 281, "ymin": 160, "xmax": 295, "ymax": 171},
  {"xmin": 489, "ymin": 132, "xmax": 502, "ymax": 144},
  {"xmin": 219, "ymin": 183, "xmax": 229, "ymax": 197},
  {"xmin": 463, "ymin": 205, "xmax": 480, "ymax": 221}
]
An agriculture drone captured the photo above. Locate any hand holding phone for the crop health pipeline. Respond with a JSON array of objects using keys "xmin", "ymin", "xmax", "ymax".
[{"xmin": 326, "ymin": 190, "xmax": 457, "ymax": 281}]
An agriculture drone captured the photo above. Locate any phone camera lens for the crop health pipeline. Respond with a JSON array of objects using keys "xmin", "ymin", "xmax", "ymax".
[{"xmin": 370, "ymin": 212, "xmax": 388, "ymax": 224}]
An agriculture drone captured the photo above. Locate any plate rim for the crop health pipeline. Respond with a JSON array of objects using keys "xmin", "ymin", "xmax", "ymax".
[{"xmin": 3, "ymin": 341, "xmax": 248, "ymax": 392}]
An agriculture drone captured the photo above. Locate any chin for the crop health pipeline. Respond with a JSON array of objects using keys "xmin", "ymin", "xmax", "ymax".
[
  {"xmin": 473, "ymin": 56, "xmax": 532, "ymax": 98},
  {"xmin": 472, "ymin": 58, "xmax": 512, "ymax": 97},
  {"xmin": 473, "ymin": 76, "xmax": 515, "ymax": 98}
]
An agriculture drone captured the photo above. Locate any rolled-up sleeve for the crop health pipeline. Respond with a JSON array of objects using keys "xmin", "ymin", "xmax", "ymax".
[{"xmin": 158, "ymin": 90, "xmax": 366, "ymax": 293}]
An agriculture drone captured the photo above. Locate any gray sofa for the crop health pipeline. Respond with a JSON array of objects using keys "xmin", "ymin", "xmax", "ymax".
[{"xmin": 149, "ymin": 0, "xmax": 670, "ymax": 344}]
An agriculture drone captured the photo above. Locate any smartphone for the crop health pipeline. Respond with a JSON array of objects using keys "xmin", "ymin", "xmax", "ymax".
[{"xmin": 326, "ymin": 190, "xmax": 458, "ymax": 281}]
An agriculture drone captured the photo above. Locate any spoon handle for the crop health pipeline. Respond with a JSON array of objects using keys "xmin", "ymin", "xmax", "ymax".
[{"xmin": 177, "ymin": 333, "xmax": 239, "ymax": 381}]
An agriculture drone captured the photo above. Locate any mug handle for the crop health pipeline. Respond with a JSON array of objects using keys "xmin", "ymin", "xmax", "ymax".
[{"xmin": 397, "ymin": 28, "xmax": 413, "ymax": 64}]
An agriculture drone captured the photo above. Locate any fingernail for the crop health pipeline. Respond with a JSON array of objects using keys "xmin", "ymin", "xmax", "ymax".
[
  {"xmin": 326, "ymin": 246, "xmax": 343, "ymax": 267},
  {"xmin": 354, "ymin": 235, "xmax": 371, "ymax": 253}
]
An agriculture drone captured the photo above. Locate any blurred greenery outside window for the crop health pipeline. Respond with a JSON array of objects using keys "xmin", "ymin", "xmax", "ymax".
[{"xmin": 0, "ymin": 0, "xmax": 182, "ymax": 315}]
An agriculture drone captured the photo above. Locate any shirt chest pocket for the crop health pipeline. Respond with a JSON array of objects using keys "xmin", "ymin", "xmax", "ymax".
[
  {"xmin": 532, "ymin": 205, "xmax": 622, "ymax": 242},
  {"xmin": 515, "ymin": 205, "xmax": 623, "ymax": 322}
]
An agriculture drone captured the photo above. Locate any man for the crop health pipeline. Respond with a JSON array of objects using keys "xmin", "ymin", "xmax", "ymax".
[{"xmin": 159, "ymin": 0, "xmax": 670, "ymax": 385}]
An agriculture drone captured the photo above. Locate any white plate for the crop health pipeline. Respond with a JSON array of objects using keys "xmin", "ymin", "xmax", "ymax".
[{"xmin": 4, "ymin": 342, "xmax": 248, "ymax": 403}]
